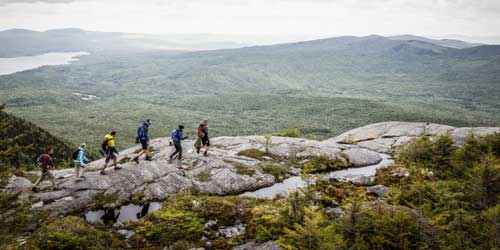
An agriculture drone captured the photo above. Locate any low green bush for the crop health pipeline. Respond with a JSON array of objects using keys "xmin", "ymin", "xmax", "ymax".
[
  {"xmin": 26, "ymin": 216, "xmax": 120, "ymax": 250},
  {"xmin": 134, "ymin": 208, "xmax": 204, "ymax": 246},
  {"xmin": 301, "ymin": 154, "xmax": 350, "ymax": 173},
  {"xmin": 261, "ymin": 163, "xmax": 290, "ymax": 182}
]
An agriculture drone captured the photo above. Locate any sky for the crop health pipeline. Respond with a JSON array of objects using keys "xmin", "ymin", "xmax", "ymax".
[{"xmin": 1, "ymin": 0, "xmax": 500, "ymax": 43}]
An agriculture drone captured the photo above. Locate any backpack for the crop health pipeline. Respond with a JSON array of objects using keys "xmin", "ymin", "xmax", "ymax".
[
  {"xmin": 137, "ymin": 126, "xmax": 145, "ymax": 140},
  {"xmin": 171, "ymin": 129, "xmax": 178, "ymax": 140},
  {"xmin": 72, "ymin": 148, "xmax": 81, "ymax": 160},
  {"xmin": 99, "ymin": 139, "xmax": 109, "ymax": 156},
  {"xmin": 36, "ymin": 153, "xmax": 49, "ymax": 167}
]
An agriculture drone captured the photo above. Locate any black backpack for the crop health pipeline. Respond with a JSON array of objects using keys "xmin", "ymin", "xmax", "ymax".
[
  {"xmin": 99, "ymin": 140, "xmax": 109, "ymax": 156},
  {"xmin": 72, "ymin": 148, "xmax": 81, "ymax": 160}
]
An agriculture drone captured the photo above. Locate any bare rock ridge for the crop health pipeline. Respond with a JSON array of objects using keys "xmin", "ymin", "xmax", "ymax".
[{"xmin": 4, "ymin": 122, "xmax": 499, "ymax": 217}]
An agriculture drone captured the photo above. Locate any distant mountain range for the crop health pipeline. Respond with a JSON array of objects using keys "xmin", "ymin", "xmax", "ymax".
[
  {"xmin": 388, "ymin": 34, "xmax": 483, "ymax": 49},
  {"xmin": 0, "ymin": 28, "xmax": 493, "ymax": 57}
]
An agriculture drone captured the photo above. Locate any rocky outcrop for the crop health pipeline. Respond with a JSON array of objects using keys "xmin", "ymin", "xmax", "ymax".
[
  {"xmin": 328, "ymin": 121, "xmax": 500, "ymax": 152},
  {"xmin": 233, "ymin": 241, "xmax": 282, "ymax": 250},
  {"xmin": 4, "ymin": 122, "xmax": 499, "ymax": 217}
]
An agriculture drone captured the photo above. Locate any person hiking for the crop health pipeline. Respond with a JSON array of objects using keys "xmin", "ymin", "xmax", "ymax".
[
  {"xmin": 169, "ymin": 125, "xmax": 187, "ymax": 162},
  {"xmin": 194, "ymin": 123, "xmax": 204, "ymax": 154},
  {"xmin": 100, "ymin": 130, "xmax": 121, "ymax": 175},
  {"xmin": 73, "ymin": 143, "xmax": 90, "ymax": 179},
  {"xmin": 32, "ymin": 147, "xmax": 57, "ymax": 192},
  {"xmin": 133, "ymin": 120, "xmax": 152, "ymax": 164},
  {"xmin": 195, "ymin": 120, "xmax": 210, "ymax": 156}
]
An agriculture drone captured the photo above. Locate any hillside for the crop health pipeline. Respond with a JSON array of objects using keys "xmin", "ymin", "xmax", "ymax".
[
  {"xmin": 389, "ymin": 34, "xmax": 483, "ymax": 49},
  {"xmin": 0, "ymin": 105, "xmax": 75, "ymax": 171},
  {"xmin": 2, "ymin": 122, "xmax": 500, "ymax": 249}
]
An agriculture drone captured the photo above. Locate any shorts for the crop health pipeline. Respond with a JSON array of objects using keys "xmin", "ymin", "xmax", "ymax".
[
  {"xmin": 140, "ymin": 139, "xmax": 149, "ymax": 150},
  {"xmin": 105, "ymin": 148, "xmax": 118, "ymax": 162},
  {"xmin": 202, "ymin": 137, "xmax": 210, "ymax": 146}
]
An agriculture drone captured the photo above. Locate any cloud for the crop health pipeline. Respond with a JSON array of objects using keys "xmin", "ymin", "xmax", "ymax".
[
  {"xmin": 0, "ymin": 0, "xmax": 78, "ymax": 3},
  {"xmin": 0, "ymin": 0, "xmax": 498, "ymax": 38}
]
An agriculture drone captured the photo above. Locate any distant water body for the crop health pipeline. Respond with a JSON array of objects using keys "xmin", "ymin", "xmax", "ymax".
[{"xmin": 0, "ymin": 52, "xmax": 89, "ymax": 75}]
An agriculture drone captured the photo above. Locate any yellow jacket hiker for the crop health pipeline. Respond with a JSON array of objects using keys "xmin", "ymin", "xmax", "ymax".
[
  {"xmin": 100, "ymin": 130, "xmax": 121, "ymax": 175},
  {"xmin": 105, "ymin": 133, "xmax": 115, "ymax": 148}
]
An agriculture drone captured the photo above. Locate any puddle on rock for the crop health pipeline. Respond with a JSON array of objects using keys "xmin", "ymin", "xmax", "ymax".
[
  {"xmin": 84, "ymin": 202, "xmax": 162, "ymax": 224},
  {"xmin": 241, "ymin": 153, "xmax": 394, "ymax": 199}
]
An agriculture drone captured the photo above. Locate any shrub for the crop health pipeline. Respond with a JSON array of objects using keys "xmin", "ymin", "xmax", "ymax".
[
  {"xmin": 237, "ymin": 149, "xmax": 268, "ymax": 161},
  {"xmin": 134, "ymin": 208, "xmax": 204, "ymax": 246},
  {"xmin": 261, "ymin": 163, "xmax": 290, "ymax": 182},
  {"xmin": 163, "ymin": 194, "xmax": 247, "ymax": 226},
  {"xmin": 248, "ymin": 203, "xmax": 287, "ymax": 243},
  {"xmin": 272, "ymin": 128, "xmax": 304, "ymax": 138},
  {"xmin": 195, "ymin": 171, "xmax": 210, "ymax": 182},
  {"xmin": 0, "ymin": 192, "xmax": 48, "ymax": 248},
  {"xmin": 235, "ymin": 165, "xmax": 256, "ymax": 176},
  {"xmin": 302, "ymin": 154, "xmax": 350, "ymax": 173},
  {"xmin": 26, "ymin": 216, "xmax": 118, "ymax": 250},
  {"xmin": 277, "ymin": 206, "xmax": 342, "ymax": 250}
]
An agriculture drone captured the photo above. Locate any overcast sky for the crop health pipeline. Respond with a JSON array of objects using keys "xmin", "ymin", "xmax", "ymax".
[{"xmin": 1, "ymin": 0, "xmax": 499, "ymax": 42}]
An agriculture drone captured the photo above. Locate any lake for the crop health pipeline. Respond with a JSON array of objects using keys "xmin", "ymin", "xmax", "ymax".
[{"xmin": 0, "ymin": 51, "xmax": 89, "ymax": 75}]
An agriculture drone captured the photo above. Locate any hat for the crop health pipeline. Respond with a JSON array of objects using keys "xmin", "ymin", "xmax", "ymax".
[{"xmin": 80, "ymin": 143, "xmax": 86, "ymax": 147}]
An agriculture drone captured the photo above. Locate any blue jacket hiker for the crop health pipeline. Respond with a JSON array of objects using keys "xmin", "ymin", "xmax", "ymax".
[
  {"xmin": 169, "ymin": 125, "xmax": 187, "ymax": 162},
  {"xmin": 133, "ymin": 119, "xmax": 153, "ymax": 164},
  {"xmin": 73, "ymin": 143, "xmax": 89, "ymax": 178}
]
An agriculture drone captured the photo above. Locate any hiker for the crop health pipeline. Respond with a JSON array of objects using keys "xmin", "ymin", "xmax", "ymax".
[
  {"xmin": 195, "ymin": 120, "xmax": 210, "ymax": 156},
  {"xmin": 133, "ymin": 119, "xmax": 152, "ymax": 164},
  {"xmin": 100, "ymin": 130, "xmax": 121, "ymax": 175},
  {"xmin": 169, "ymin": 125, "xmax": 187, "ymax": 162},
  {"xmin": 32, "ymin": 147, "xmax": 57, "ymax": 192},
  {"xmin": 73, "ymin": 143, "xmax": 90, "ymax": 178}
]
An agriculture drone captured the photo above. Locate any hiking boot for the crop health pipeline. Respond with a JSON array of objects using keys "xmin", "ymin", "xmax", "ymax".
[
  {"xmin": 145, "ymin": 156, "xmax": 153, "ymax": 161},
  {"xmin": 80, "ymin": 175, "xmax": 86, "ymax": 179},
  {"xmin": 31, "ymin": 187, "xmax": 38, "ymax": 192},
  {"xmin": 114, "ymin": 166, "xmax": 122, "ymax": 170},
  {"xmin": 133, "ymin": 157, "xmax": 139, "ymax": 164},
  {"xmin": 100, "ymin": 171, "xmax": 107, "ymax": 175},
  {"xmin": 204, "ymin": 151, "xmax": 208, "ymax": 157},
  {"xmin": 196, "ymin": 148, "xmax": 200, "ymax": 154}
]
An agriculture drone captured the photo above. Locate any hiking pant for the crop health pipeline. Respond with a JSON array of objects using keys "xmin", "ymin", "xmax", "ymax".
[
  {"xmin": 74, "ymin": 163, "xmax": 86, "ymax": 177},
  {"xmin": 170, "ymin": 142, "xmax": 182, "ymax": 160},
  {"xmin": 33, "ymin": 170, "xmax": 56, "ymax": 188}
]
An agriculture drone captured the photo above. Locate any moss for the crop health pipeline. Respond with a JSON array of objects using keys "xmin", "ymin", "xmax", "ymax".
[
  {"xmin": 133, "ymin": 208, "xmax": 204, "ymax": 246},
  {"xmin": 196, "ymin": 172, "xmax": 210, "ymax": 182},
  {"xmin": 237, "ymin": 148, "xmax": 269, "ymax": 160},
  {"xmin": 261, "ymin": 163, "xmax": 290, "ymax": 182},
  {"xmin": 26, "ymin": 216, "xmax": 121, "ymax": 250},
  {"xmin": 211, "ymin": 236, "xmax": 246, "ymax": 250},
  {"xmin": 247, "ymin": 202, "xmax": 288, "ymax": 243},
  {"xmin": 301, "ymin": 154, "xmax": 350, "ymax": 173},
  {"xmin": 164, "ymin": 194, "xmax": 241, "ymax": 226},
  {"xmin": 117, "ymin": 156, "xmax": 132, "ymax": 165},
  {"xmin": 311, "ymin": 180, "xmax": 365, "ymax": 206},
  {"xmin": 93, "ymin": 192, "xmax": 121, "ymax": 209},
  {"xmin": 236, "ymin": 165, "xmax": 256, "ymax": 176},
  {"xmin": 130, "ymin": 192, "xmax": 145, "ymax": 204}
]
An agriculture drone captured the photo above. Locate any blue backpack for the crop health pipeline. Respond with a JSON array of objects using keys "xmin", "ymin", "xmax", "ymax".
[{"xmin": 171, "ymin": 129, "xmax": 178, "ymax": 141}]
